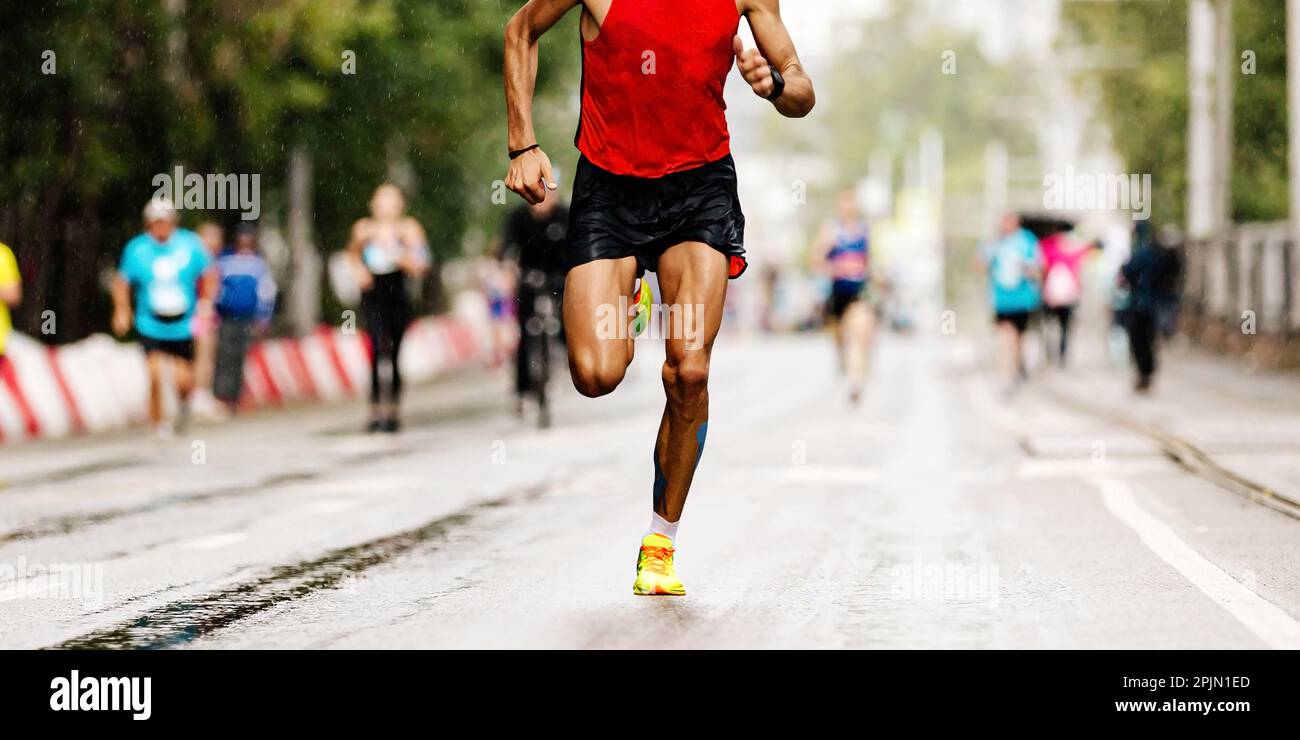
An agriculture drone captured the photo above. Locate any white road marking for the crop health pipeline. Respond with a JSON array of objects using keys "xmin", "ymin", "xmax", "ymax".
[{"xmin": 1093, "ymin": 476, "xmax": 1300, "ymax": 649}]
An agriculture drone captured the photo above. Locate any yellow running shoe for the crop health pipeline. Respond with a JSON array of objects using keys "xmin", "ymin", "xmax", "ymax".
[
  {"xmin": 633, "ymin": 533, "xmax": 685, "ymax": 596},
  {"xmin": 630, "ymin": 279, "xmax": 654, "ymax": 337}
]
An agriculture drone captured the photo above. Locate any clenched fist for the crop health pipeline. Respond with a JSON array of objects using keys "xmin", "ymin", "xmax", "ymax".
[
  {"xmin": 505, "ymin": 147, "xmax": 558, "ymax": 206},
  {"xmin": 733, "ymin": 35, "xmax": 777, "ymax": 99}
]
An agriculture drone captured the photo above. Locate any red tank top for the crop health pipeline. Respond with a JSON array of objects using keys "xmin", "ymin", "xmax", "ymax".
[{"xmin": 576, "ymin": 0, "xmax": 739, "ymax": 178}]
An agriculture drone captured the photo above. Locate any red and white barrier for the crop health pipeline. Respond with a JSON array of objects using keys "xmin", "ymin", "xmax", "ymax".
[{"xmin": 0, "ymin": 299, "xmax": 491, "ymax": 445}]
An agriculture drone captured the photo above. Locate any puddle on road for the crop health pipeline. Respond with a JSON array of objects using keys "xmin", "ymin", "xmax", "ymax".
[{"xmin": 53, "ymin": 498, "xmax": 507, "ymax": 650}]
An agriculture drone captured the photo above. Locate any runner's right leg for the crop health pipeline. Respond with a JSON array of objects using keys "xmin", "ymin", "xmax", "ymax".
[
  {"xmin": 146, "ymin": 351, "xmax": 166, "ymax": 426},
  {"xmin": 563, "ymin": 257, "xmax": 639, "ymax": 397}
]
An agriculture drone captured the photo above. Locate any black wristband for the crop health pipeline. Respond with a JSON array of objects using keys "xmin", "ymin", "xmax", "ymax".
[
  {"xmin": 509, "ymin": 144, "xmax": 540, "ymax": 160},
  {"xmin": 766, "ymin": 65, "xmax": 786, "ymax": 101}
]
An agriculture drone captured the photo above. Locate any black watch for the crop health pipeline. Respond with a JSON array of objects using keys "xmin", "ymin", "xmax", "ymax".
[{"xmin": 766, "ymin": 65, "xmax": 786, "ymax": 101}]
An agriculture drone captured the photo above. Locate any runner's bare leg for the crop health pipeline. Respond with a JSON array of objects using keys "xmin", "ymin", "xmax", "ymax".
[
  {"xmin": 563, "ymin": 256, "xmax": 639, "ymax": 397},
  {"xmin": 652, "ymin": 242, "xmax": 727, "ymax": 521}
]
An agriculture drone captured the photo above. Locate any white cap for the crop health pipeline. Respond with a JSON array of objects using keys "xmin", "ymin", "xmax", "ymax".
[{"xmin": 142, "ymin": 198, "xmax": 179, "ymax": 225}]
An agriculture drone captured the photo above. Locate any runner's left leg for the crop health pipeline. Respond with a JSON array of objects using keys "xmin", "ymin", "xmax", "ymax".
[
  {"xmin": 841, "ymin": 300, "xmax": 873, "ymax": 397},
  {"xmin": 174, "ymin": 357, "xmax": 195, "ymax": 401},
  {"xmin": 651, "ymin": 242, "xmax": 727, "ymax": 525}
]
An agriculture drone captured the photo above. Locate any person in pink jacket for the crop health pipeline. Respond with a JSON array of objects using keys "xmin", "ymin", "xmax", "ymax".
[{"xmin": 1038, "ymin": 231, "xmax": 1095, "ymax": 367}]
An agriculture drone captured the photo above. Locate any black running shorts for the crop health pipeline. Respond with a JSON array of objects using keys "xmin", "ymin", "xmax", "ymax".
[
  {"xmin": 827, "ymin": 290, "xmax": 863, "ymax": 320},
  {"xmin": 140, "ymin": 336, "xmax": 196, "ymax": 362},
  {"xmin": 994, "ymin": 310, "xmax": 1032, "ymax": 334},
  {"xmin": 566, "ymin": 154, "xmax": 747, "ymax": 279}
]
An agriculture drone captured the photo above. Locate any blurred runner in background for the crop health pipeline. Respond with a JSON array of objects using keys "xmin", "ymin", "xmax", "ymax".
[
  {"xmin": 982, "ymin": 212, "xmax": 1043, "ymax": 397},
  {"xmin": 111, "ymin": 199, "xmax": 217, "ymax": 437},
  {"xmin": 213, "ymin": 224, "xmax": 277, "ymax": 413},
  {"xmin": 192, "ymin": 221, "xmax": 226, "ymax": 419},
  {"xmin": 1039, "ymin": 229, "xmax": 1093, "ymax": 368},
  {"xmin": 345, "ymin": 184, "xmax": 431, "ymax": 433},
  {"xmin": 498, "ymin": 187, "xmax": 568, "ymax": 426},
  {"xmin": 813, "ymin": 189, "xmax": 875, "ymax": 404},
  {"xmin": 480, "ymin": 258, "xmax": 517, "ymax": 368},
  {"xmin": 1120, "ymin": 223, "xmax": 1183, "ymax": 394}
]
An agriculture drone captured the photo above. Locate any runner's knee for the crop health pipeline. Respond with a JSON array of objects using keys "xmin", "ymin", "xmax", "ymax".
[
  {"xmin": 147, "ymin": 356, "xmax": 165, "ymax": 384},
  {"xmin": 570, "ymin": 351, "xmax": 626, "ymax": 398},
  {"xmin": 662, "ymin": 349, "xmax": 709, "ymax": 402}
]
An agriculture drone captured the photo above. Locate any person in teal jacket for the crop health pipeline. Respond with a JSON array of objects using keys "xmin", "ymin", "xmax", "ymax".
[{"xmin": 981, "ymin": 213, "xmax": 1043, "ymax": 395}]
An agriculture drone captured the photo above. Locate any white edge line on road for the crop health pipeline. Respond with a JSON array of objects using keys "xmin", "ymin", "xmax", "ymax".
[{"xmin": 1093, "ymin": 476, "xmax": 1300, "ymax": 650}]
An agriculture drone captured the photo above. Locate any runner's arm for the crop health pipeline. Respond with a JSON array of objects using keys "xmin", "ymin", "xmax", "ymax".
[
  {"xmin": 345, "ymin": 220, "xmax": 375, "ymax": 290},
  {"xmin": 503, "ymin": 0, "xmax": 577, "ymax": 204},
  {"xmin": 399, "ymin": 219, "xmax": 432, "ymax": 278},
  {"xmin": 110, "ymin": 274, "xmax": 132, "ymax": 337},
  {"xmin": 807, "ymin": 224, "xmax": 834, "ymax": 275},
  {"xmin": 738, "ymin": 0, "xmax": 815, "ymax": 118}
]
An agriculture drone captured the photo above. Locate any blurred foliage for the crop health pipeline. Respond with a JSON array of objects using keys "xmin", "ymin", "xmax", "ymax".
[
  {"xmin": 0, "ymin": 0, "xmax": 579, "ymax": 341},
  {"xmin": 1064, "ymin": 0, "xmax": 1288, "ymax": 226},
  {"xmin": 818, "ymin": 7, "xmax": 1033, "ymax": 205},
  {"xmin": 802, "ymin": 1, "xmax": 1036, "ymax": 302}
]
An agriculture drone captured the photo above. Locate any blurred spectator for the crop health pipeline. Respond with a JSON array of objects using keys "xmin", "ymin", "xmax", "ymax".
[
  {"xmin": 345, "ymin": 184, "xmax": 431, "ymax": 433},
  {"xmin": 1120, "ymin": 223, "xmax": 1183, "ymax": 393},
  {"xmin": 0, "ymin": 240, "xmax": 29, "ymax": 433},
  {"xmin": 981, "ymin": 212, "xmax": 1043, "ymax": 395},
  {"xmin": 498, "ymin": 191, "xmax": 568, "ymax": 420},
  {"xmin": 192, "ymin": 222, "xmax": 225, "ymax": 419},
  {"xmin": 111, "ymin": 199, "xmax": 217, "ymax": 437},
  {"xmin": 0, "ymin": 240, "xmax": 20, "ymax": 360},
  {"xmin": 213, "ymin": 224, "xmax": 277, "ymax": 411}
]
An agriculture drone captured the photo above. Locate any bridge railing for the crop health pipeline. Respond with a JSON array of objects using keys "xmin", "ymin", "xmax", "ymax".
[{"xmin": 1181, "ymin": 221, "xmax": 1300, "ymax": 367}]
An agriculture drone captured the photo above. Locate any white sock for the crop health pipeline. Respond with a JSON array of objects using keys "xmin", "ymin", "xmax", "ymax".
[{"xmin": 647, "ymin": 512, "xmax": 679, "ymax": 543}]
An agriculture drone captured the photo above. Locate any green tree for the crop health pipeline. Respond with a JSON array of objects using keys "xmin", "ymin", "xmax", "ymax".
[
  {"xmin": 1062, "ymin": 0, "xmax": 1288, "ymax": 226},
  {"xmin": 0, "ymin": 0, "xmax": 578, "ymax": 342}
]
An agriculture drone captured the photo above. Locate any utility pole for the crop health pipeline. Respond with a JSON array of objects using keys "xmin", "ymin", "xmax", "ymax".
[
  {"xmin": 1187, "ymin": 0, "xmax": 1217, "ymax": 238},
  {"xmin": 1187, "ymin": 0, "xmax": 1235, "ymax": 238},
  {"xmin": 1213, "ymin": 0, "xmax": 1235, "ymax": 231},
  {"xmin": 286, "ymin": 145, "xmax": 321, "ymax": 334},
  {"xmin": 1289, "ymin": 0, "xmax": 1300, "ymax": 231}
]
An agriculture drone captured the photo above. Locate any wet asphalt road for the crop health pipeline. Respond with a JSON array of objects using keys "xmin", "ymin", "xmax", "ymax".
[{"xmin": 2, "ymin": 326, "xmax": 1299, "ymax": 649}]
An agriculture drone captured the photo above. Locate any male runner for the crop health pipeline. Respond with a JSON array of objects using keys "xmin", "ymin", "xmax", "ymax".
[
  {"xmin": 814, "ymin": 189, "xmax": 876, "ymax": 405},
  {"xmin": 504, "ymin": 0, "xmax": 814, "ymax": 595},
  {"xmin": 112, "ymin": 199, "xmax": 217, "ymax": 436}
]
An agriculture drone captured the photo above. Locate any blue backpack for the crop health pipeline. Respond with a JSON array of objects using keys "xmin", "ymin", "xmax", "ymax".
[{"xmin": 218, "ymin": 273, "xmax": 260, "ymax": 318}]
